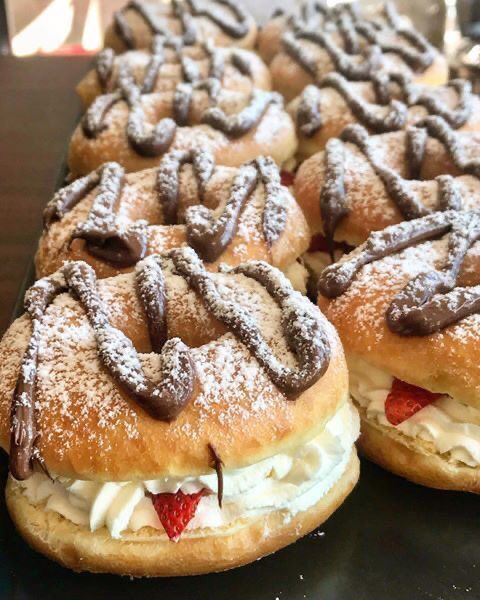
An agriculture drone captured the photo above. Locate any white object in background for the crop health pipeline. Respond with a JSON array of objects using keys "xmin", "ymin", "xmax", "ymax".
[
  {"xmin": 11, "ymin": 0, "xmax": 74, "ymax": 57},
  {"xmin": 82, "ymin": 0, "xmax": 103, "ymax": 52},
  {"xmin": 444, "ymin": 0, "xmax": 462, "ymax": 59}
]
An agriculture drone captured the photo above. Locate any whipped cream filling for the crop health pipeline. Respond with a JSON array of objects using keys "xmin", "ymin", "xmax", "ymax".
[
  {"xmin": 16, "ymin": 401, "xmax": 359, "ymax": 540},
  {"xmin": 349, "ymin": 357, "xmax": 480, "ymax": 467},
  {"xmin": 282, "ymin": 260, "xmax": 309, "ymax": 294}
]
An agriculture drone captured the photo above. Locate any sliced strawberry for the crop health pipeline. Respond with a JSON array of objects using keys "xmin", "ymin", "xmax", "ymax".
[
  {"xmin": 280, "ymin": 170, "xmax": 295, "ymax": 187},
  {"xmin": 149, "ymin": 489, "xmax": 207, "ymax": 541},
  {"xmin": 385, "ymin": 378, "xmax": 443, "ymax": 426}
]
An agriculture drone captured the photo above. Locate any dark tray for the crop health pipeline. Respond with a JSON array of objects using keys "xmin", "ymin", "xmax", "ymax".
[
  {"xmin": 0, "ymin": 138, "xmax": 478, "ymax": 600},
  {"xmin": 1, "ymin": 267, "xmax": 479, "ymax": 600}
]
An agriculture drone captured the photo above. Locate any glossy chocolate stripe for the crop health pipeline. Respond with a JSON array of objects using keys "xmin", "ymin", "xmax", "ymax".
[
  {"xmin": 12, "ymin": 248, "xmax": 330, "ymax": 478},
  {"xmin": 186, "ymin": 0, "xmax": 249, "ymax": 39},
  {"xmin": 113, "ymin": 0, "xmax": 249, "ymax": 49},
  {"xmin": 43, "ymin": 168, "xmax": 102, "ymax": 227},
  {"xmin": 318, "ymin": 210, "xmax": 480, "ymax": 336},
  {"xmin": 172, "ymin": 248, "xmax": 330, "ymax": 395},
  {"xmin": 69, "ymin": 163, "xmax": 148, "ymax": 268},
  {"xmin": 318, "ymin": 117, "xmax": 478, "ymax": 252},
  {"xmin": 283, "ymin": 29, "xmax": 381, "ymax": 82},
  {"xmin": 45, "ymin": 152, "xmax": 288, "ymax": 268},
  {"xmin": 10, "ymin": 271, "xmax": 67, "ymax": 480},
  {"xmin": 295, "ymin": 75, "xmax": 473, "ymax": 139},
  {"xmin": 201, "ymin": 90, "xmax": 281, "ymax": 138}
]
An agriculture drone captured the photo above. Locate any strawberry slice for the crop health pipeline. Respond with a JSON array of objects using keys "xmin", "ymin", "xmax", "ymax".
[
  {"xmin": 149, "ymin": 489, "xmax": 207, "ymax": 541},
  {"xmin": 280, "ymin": 170, "xmax": 295, "ymax": 187},
  {"xmin": 385, "ymin": 378, "xmax": 443, "ymax": 426}
]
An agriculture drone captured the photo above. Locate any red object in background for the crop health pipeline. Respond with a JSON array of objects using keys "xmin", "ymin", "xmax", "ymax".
[
  {"xmin": 50, "ymin": 44, "xmax": 94, "ymax": 55},
  {"xmin": 385, "ymin": 378, "xmax": 443, "ymax": 426},
  {"xmin": 149, "ymin": 489, "xmax": 207, "ymax": 541},
  {"xmin": 280, "ymin": 171, "xmax": 295, "ymax": 187}
]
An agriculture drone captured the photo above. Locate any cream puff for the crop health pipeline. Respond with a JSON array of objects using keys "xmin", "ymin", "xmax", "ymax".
[
  {"xmin": 1, "ymin": 248, "xmax": 359, "ymax": 575},
  {"xmin": 288, "ymin": 75, "xmax": 480, "ymax": 158},
  {"xmin": 36, "ymin": 152, "xmax": 310, "ymax": 285},
  {"xmin": 104, "ymin": 0, "xmax": 257, "ymax": 52},
  {"xmin": 69, "ymin": 73, "xmax": 297, "ymax": 175},
  {"xmin": 258, "ymin": 1, "xmax": 374, "ymax": 66},
  {"xmin": 78, "ymin": 40, "xmax": 271, "ymax": 107},
  {"xmin": 294, "ymin": 116, "xmax": 480, "ymax": 281},
  {"xmin": 266, "ymin": 1, "xmax": 448, "ymax": 101},
  {"xmin": 318, "ymin": 210, "xmax": 480, "ymax": 491}
]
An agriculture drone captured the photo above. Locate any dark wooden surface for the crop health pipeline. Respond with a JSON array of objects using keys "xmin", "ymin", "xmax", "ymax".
[{"xmin": 0, "ymin": 55, "xmax": 91, "ymax": 334}]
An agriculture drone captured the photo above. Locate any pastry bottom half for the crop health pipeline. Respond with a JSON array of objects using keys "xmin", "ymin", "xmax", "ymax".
[{"xmin": 6, "ymin": 451, "xmax": 359, "ymax": 577}]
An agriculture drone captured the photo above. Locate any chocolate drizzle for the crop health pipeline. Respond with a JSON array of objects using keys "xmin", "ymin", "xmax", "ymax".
[
  {"xmin": 95, "ymin": 48, "xmax": 116, "ymax": 91},
  {"xmin": 157, "ymin": 151, "xmax": 286, "ymax": 261},
  {"xmin": 172, "ymin": 248, "xmax": 331, "ymax": 395},
  {"xmin": 44, "ymin": 168, "xmax": 104, "ymax": 227},
  {"xmin": 174, "ymin": 78, "xmax": 221, "ymax": 126},
  {"xmin": 295, "ymin": 75, "xmax": 473, "ymax": 138},
  {"xmin": 43, "ymin": 151, "xmax": 288, "ymax": 267},
  {"xmin": 395, "ymin": 77, "xmax": 472, "ymax": 129},
  {"xmin": 318, "ymin": 210, "xmax": 480, "ymax": 336},
  {"xmin": 281, "ymin": 1, "xmax": 437, "ymax": 84},
  {"xmin": 113, "ymin": 0, "xmax": 250, "ymax": 50},
  {"xmin": 283, "ymin": 29, "xmax": 382, "ymax": 83},
  {"xmin": 184, "ymin": 155, "xmax": 286, "ymax": 261},
  {"xmin": 83, "ymin": 63, "xmax": 178, "ymax": 157},
  {"xmin": 114, "ymin": 0, "xmax": 196, "ymax": 49},
  {"xmin": 320, "ymin": 138, "xmax": 348, "ymax": 262},
  {"xmin": 9, "ymin": 272, "xmax": 65, "ymax": 481},
  {"xmin": 186, "ymin": 0, "xmax": 250, "ymax": 39},
  {"xmin": 71, "ymin": 163, "xmax": 148, "ymax": 267},
  {"xmin": 355, "ymin": 18, "xmax": 433, "ymax": 72},
  {"xmin": 82, "ymin": 65, "xmax": 278, "ymax": 155},
  {"xmin": 11, "ymin": 248, "xmax": 330, "ymax": 479},
  {"xmin": 44, "ymin": 163, "xmax": 147, "ymax": 268},
  {"xmin": 318, "ymin": 116, "xmax": 480, "ymax": 253},
  {"xmin": 156, "ymin": 148, "xmax": 215, "ymax": 225},
  {"xmin": 201, "ymin": 89, "xmax": 281, "ymax": 138},
  {"xmin": 95, "ymin": 37, "xmax": 255, "ymax": 97},
  {"xmin": 207, "ymin": 443, "xmax": 223, "ymax": 507}
]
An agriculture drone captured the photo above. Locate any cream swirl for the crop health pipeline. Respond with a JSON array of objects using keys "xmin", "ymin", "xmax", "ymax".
[
  {"xmin": 349, "ymin": 356, "xmax": 480, "ymax": 467},
  {"xmin": 16, "ymin": 401, "xmax": 359, "ymax": 539}
]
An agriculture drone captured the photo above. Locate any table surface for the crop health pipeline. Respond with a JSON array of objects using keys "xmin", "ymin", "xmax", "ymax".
[
  {"xmin": 0, "ymin": 56, "xmax": 479, "ymax": 600},
  {"xmin": 0, "ymin": 55, "xmax": 91, "ymax": 335}
]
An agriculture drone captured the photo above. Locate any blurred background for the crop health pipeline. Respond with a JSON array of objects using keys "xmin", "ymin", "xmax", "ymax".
[{"xmin": 0, "ymin": 1, "xmax": 478, "ymax": 54}]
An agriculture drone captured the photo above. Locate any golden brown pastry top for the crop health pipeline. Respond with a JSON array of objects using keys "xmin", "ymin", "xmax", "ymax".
[
  {"xmin": 104, "ymin": 0, "xmax": 257, "ymax": 52},
  {"xmin": 1, "ymin": 250, "xmax": 346, "ymax": 481},
  {"xmin": 78, "ymin": 42, "xmax": 271, "ymax": 107},
  {"xmin": 37, "ymin": 151, "xmax": 310, "ymax": 279},
  {"xmin": 294, "ymin": 117, "xmax": 480, "ymax": 249},
  {"xmin": 318, "ymin": 212, "xmax": 480, "ymax": 408}
]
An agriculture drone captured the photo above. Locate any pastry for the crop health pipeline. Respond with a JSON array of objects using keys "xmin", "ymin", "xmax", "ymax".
[
  {"xmin": 294, "ymin": 116, "xmax": 480, "ymax": 273},
  {"xmin": 77, "ymin": 40, "xmax": 271, "ymax": 107},
  {"xmin": 36, "ymin": 152, "xmax": 309, "ymax": 284},
  {"xmin": 318, "ymin": 210, "xmax": 480, "ymax": 491},
  {"xmin": 288, "ymin": 75, "xmax": 479, "ymax": 157},
  {"xmin": 1, "ymin": 248, "xmax": 359, "ymax": 575},
  {"xmin": 258, "ymin": 1, "xmax": 364, "ymax": 65},
  {"xmin": 104, "ymin": 0, "xmax": 257, "ymax": 52},
  {"xmin": 69, "ymin": 72, "xmax": 296, "ymax": 175},
  {"xmin": 265, "ymin": 1, "xmax": 448, "ymax": 101}
]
